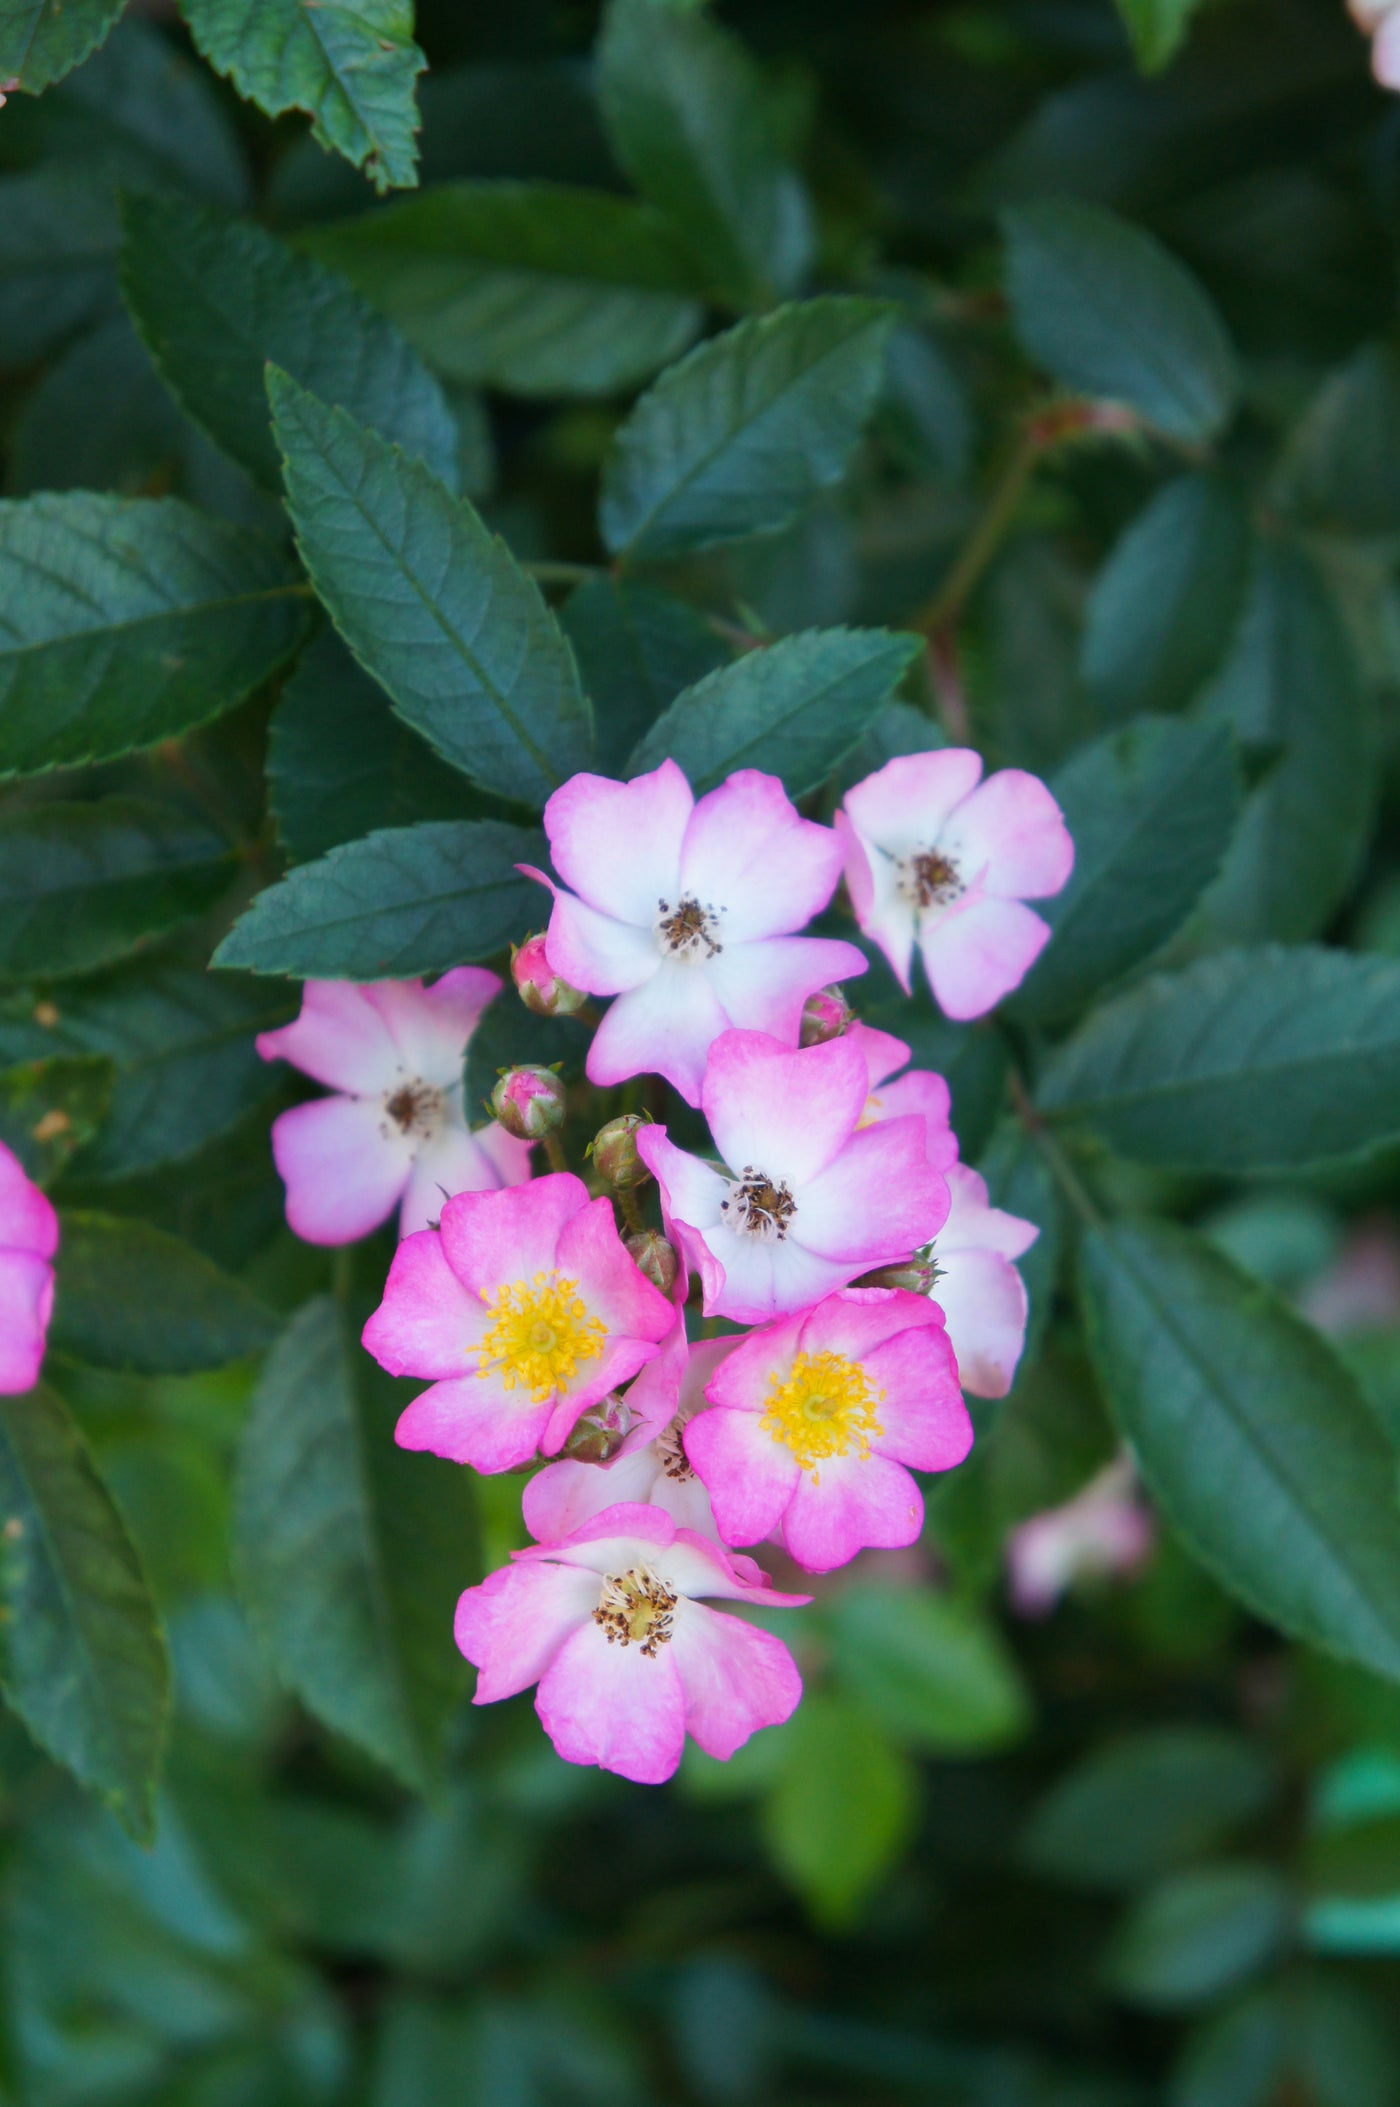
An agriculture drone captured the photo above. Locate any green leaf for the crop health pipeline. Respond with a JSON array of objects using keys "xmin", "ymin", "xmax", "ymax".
[
  {"xmin": 1002, "ymin": 200, "xmax": 1237, "ymax": 441},
  {"xmin": 828, "ymin": 1585, "xmax": 1031, "ymax": 1755},
  {"xmin": 120, "ymin": 191, "xmax": 460, "ymax": 492},
  {"xmin": 1010, "ymin": 718, "xmax": 1243, "ymax": 1024},
  {"xmin": 1103, "ymin": 1863, "xmax": 1290, "ymax": 2009},
  {"xmin": 0, "ymin": 494, "xmax": 309, "ymax": 779},
  {"xmin": 0, "ymin": 0, "xmax": 124, "ymax": 92},
  {"xmin": 0, "ymin": 1055, "xmax": 111, "ymax": 1184},
  {"xmin": 628, "ymin": 626, "xmax": 920, "ymax": 797},
  {"xmin": 50, "ymin": 1212, "xmax": 277, "ymax": 1374},
  {"xmin": 1082, "ymin": 477, "xmax": 1252, "ymax": 720},
  {"xmin": 1196, "ymin": 542, "xmax": 1371, "ymax": 943},
  {"xmin": 600, "ymin": 298, "xmax": 895, "ymax": 562},
  {"xmin": 597, "ymin": 0, "xmax": 811, "ymax": 309},
  {"xmin": 268, "ymin": 369, "xmax": 593, "ymax": 808},
  {"xmin": 761, "ymin": 1693, "xmax": 917, "ymax": 1928},
  {"xmin": 215, "ymin": 820, "xmax": 543, "ymax": 980},
  {"xmin": 179, "ymin": 0, "xmax": 425, "ymax": 194},
  {"xmin": 0, "ymin": 966, "xmax": 294, "ymax": 1181},
  {"xmin": 1114, "ymin": 0, "xmax": 1207, "ymax": 73},
  {"xmin": 561, "ymin": 577, "xmax": 728, "ymax": 775},
  {"xmin": 1080, "ymin": 1218, "xmax": 1400, "ymax": 1680},
  {"xmin": 0, "ymin": 164, "xmax": 120, "ymax": 366},
  {"xmin": 1175, "ymin": 1982, "xmax": 1399, "ymax": 2107},
  {"xmin": 1276, "ymin": 340, "xmax": 1400, "ymax": 538},
  {"xmin": 1021, "ymin": 1728, "xmax": 1276, "ymax": 1892},
  {"xmin": 236, "ymin": 1296, "xmax": 474, "ymax": 1790},
  {"xmin": 268, "ymin": 629, "xmax": 473, "ymax": 864},
  {"xmin": 0, "ymin": 799, "xmax": 235, "ymax": 985},
  {"xmin": 306, "ymin": 180, "xmax": 705, "ymax": 397},
  {"xmin": 1038, "ymin": 947, "xmax": 1400, "ymax": 1174},
  {"xmin": 0, "ymin": 1381, "xmax": 169, "ymax": 1840}
]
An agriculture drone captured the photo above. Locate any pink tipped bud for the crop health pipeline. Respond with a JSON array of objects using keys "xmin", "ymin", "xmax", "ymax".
[
  {"xmin": 491, "ymin": 1064, "xmax": 566, "ymax": 1141},
  {"xmin": 799, "ymin": 987, "xmax": 853, "ymax": 1047},
  {"xmin": 853, "ymin": 1258, "xmax": 940, "ymax": 1296},
  {"xmin": 512, "ymin": 933, "xmax": 588, "ymax": 1018},
  {"xmin": 625, "ymin": 1228, "xmax": 679, "ymax": 1296},
  {"xmin": 561, "ymin": 1393, "xmax": 635, "ymax": 1464},
  {"xmin": 589, "ymin": 1112, "xmax": 650, "ymax": 1191}
]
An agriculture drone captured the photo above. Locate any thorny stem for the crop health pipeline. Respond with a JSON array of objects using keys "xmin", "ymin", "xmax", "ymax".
[{"xmin": 1010, "ymin": 1067, "xmax": 1104, "ymax": 1231}]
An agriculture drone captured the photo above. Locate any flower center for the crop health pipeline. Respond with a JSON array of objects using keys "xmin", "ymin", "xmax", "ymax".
[
  {"xmin": 898, "ymin": 848, "xmax": 964, "ymax": 912},
  {"xmin": 654, "ymin": 1417, "xmax": 694, "ymax": 1482},
  {"xmin": 720, "ymin": 1165, "xmax": 797, "ymax": 1241},
  {"xmin": 760, "ymin": 1349, "xmax": 885, "ymax": 1478},
  {"xmin": 382, "ymin": 1078, "xmax": 445, "ymax": 1142},
  {"xmin": 476, "ymin": 1271, "xmax": 606, "ymax": 1404},
  {"xmin": 592, "ymin": 1566, "xmax": 678, "ymax": 1656},
  {"xmin": 655, "ymin": 893, "xmax": 723, "ymax": 963}
]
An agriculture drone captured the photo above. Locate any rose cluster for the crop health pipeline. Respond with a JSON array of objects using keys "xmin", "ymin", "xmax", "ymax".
[{"xmin": 258, "ymin": 750, "xmax": 1073, "ymax": 1784}]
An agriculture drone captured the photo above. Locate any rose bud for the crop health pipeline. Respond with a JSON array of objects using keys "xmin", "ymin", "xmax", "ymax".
[
  {"xmin": 799, "ymin": 987, "xmax": 853, "ymax": 1047},
  {"xmin": 511, "ymin": 933, "xmax": 588, "ymax": 1018},
  {"xmin": 491, "ymin": 1064, "xmax": 566, "ymax": 1141},
  {"xmin": 560, "ymin": 1392, "xmax": 636, "ymax": 1465},
  {"xmin": 588, "ymin": 1112, "xmax": 651, "ymax": 1191},
  {"xmin": 626, "ymin": 1228, "xmax": 679, "ymax": 1296},
  {"xmin": 853, "ymin": 1258, "xmax": 940, "ymax": 1296}
]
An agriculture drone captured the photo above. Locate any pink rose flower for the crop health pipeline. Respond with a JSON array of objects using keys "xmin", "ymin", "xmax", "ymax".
[
  {"xmin": 0, "ymin": 1143, "xmax": 58, "ymax": 1395},
  {"xmin": 1006, "ymin": 1458, "xmax": 1155, "ymax": 1617},
  {"xmin": 847, "ymin": 1020, "xmax": 959, "ymax": 1174},
  {"xmin": 638, "ymin": 1030, "xmax": 950, "ymax": 1324},
  {"xmin": 1351, "ymin": 0, "xmax": 1400, "ymax": 85},
  {"xmin": 454, "ymin": 1501, "xmax": 807, "ymax": 1784},
  {"xmin": 362, "ymin": 1172, "xmax": 676, "ymax": 1472},
  {"xmin": 523, "ymin": 760, "xmax": 866, "ymax": 1105},
  {"xmin": 835, "ymin": 750, "xmax": 1073, "ymax": 1018},
  {"xmin": 257, "ymin": 975, "xmax": 531, "ymax": 1244},
  {"xmin": 684, "ymin": 1288, "xmax": 971, "ymax": 1572},
  {"xmin": 525, "ymin": 1322, "xmax": 739, "ymax": 1543}
]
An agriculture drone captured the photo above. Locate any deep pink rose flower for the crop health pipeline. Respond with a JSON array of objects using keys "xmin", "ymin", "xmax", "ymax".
[
  {"xmin": 684, "ymin": 1287, "xmax": 972, "ymax": 1572},
  {"xmin": 0, "ymin": 1143, "xmax": 57, "ymax": 1395},
  {"xmin": 258, "ymin": 974, "xmax": 530, "ymax": 1244},
  {"xmin": 454, "ymin": 1501, "xmax": 807, "ymax": 1784},
  {"xmin": 836, "ymin": 750, "xmax": 1073, "ymax": 1018},
  {"xmin": 362, "ymin": 1172, "xmax": 675, "ymax": 1472},
  {"xmin": 524, "ymin": 760, "xmax": 865, "ymax": 1104}
]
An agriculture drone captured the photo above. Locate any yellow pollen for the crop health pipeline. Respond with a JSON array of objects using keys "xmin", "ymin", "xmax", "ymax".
[
  {"xmin": 759, "ymin": 1349, "xmax": 884, "ymax": 1480},
  {"xmin": 592, "ymin": 1566, "xmax": 678, "ymax": 1656},
  {"xmin": 477, "ymin": 1270, "xmax": 605, "ymax": 1404},
  {"xmin": 856, "ymin": 1091, "xmax": 884, "ymax": 1130}
]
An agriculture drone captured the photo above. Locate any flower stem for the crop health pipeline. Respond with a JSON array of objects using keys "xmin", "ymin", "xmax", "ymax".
[
  {"xmin": 1010, "ymin": 1067, "xmax": 1104, "ymax": 1231},
  {"xmin": 542, "ymin": 1132, "xmax": 569, "ymax": 1175},
  {"xmin": 523, "ymin": 560, "xmax": 605, "ymax": 588},
  {"xmin": 914, "ymin": 418, "xmax": 1043, "ymax": 637}
]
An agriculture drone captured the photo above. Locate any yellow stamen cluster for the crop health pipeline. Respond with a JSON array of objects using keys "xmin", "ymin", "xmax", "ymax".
[
  {"xmin": 760, "ymin": 1349, "xmax": 884, "ymax": 1479},
  {"xmin": 476, "ymin": 1270, "xmax": 605, "ymax": 1404}
]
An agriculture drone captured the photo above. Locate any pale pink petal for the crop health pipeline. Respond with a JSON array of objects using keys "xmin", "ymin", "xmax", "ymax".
[
  {"xmin": 835, "ymin": 809, "xmax": 916, "ymax": 993},
  {"xmin": 672, "ymin": 1605, "xmax": 803, "ymax": 1760},
  {"xmin": 703, "ymin": 1031, "xmax": 869, "ymax": 1190},
  {"xmin": 454, "ymin": 1560, "xmax": 597, "ymax": 1702},
  {"xmin": 370, "ymin": 968, "xmax": 503, "ymax": 1084},
  {"xmin": 554, "ymin": 1194, "xmax": 676, "ymax": 1345},
  {"xmin": 1377, "ymin": 7, "xmax": 1400, "ymax": 81},
  {"xmin": 939, "ymin": 768, "xmax": 1074, "ymax": 899},
  {"xmin": 438, "ymin": 1172, "xmax": 588, "ymax": 1298},
  {"xmin": 921, "ymin": 895, "xmax": 1051, "ymax": 1019},
  {"xmin": 586, "ymin": 964, "xmax": 730, "ymax": 1105},
  {"xmin": 400, "ymin": 1122, "xmax": 514, "ymax": 1236},
  {"xmin": 794, "ymin": 1285, "xmax": 942, "ymax": 1368},
  {"xmin": 472, "ymin": 1121, "xmax": 535, "ymax": 1189},
  {"xmin": 780, "ymin": 1450, "xmax": 924, "ymax": 1571},
  {"xmin": 523, "ymin": 1446, "xmax": 665, "ymax": 1541},
  {"xmin": 270, "ymin": 1095, "xmax": 413, "ymax": 1245},
  {"xmin": 395, "ymin": 1372, "xmax": 552, "ymax": 1471},
  {"xmin": 842, "ymin": 750, "xmax": 985, "ymax": 858},
  {"xmin": 536, "ymin": 1620, "xmax": 688, "ymax": 1783},
  {"xmin": 0, "ymin": 1249, "xmax": 53, "ymax": 1393},
  {"xmin": 862, "ymin": 1322, "xmax": 973, "ymax": 1468},
  {"xmin": 700, "ymin": 1228, "xmax": 856, "ymax": 1325},
  {"xmin": 527, "ymin": 870, "xmax": 660, "ymax": 995},
  {"xmin": 940, "ymin": 1162, "xmax": 1038, "ymax": 1261},
  {"xmin": 683, "ymin": 1405, "xmax": 799, "ymax": 1546},
  {"xmin": 935, "ymin": 1245, "xmax": 1031, "ymax": 1399},
  {"xmin": 702, "ymin": 1310, "xmax": 805, "ymax": 1414},
  {"xmin": 846, "ymin": 1020, "xmax": 911, "ymax": 1094},
  {"xmin": 661, "ymin": 1525, "xmax": 810, "ymax": 1606},
  {"xmin": 796, "ymin": 1115, "xmax": 948, "ymax": 1261},
  {"xmin": 636, "ymin": 1129, "xmax": 727, "ymax": 1235},
  {"xmin": 869, "ymin": 1069, "xmax": 957, "ymax": 1172},
  {"xmin": 543, "ymin": 761, "xmax": 691, "ymax": 924},
  {"xmin": 256, "ymin": 981, "xmax": 403, "ymax": 1093},
  {"xmin": 0, "ymin": 1144, "xmax": 57, "ymax": 1260},
  {"xmin": 614, "ymin": 1306, "xmax": 690, "ymax": 1451},
  {"xmin": 679, "ymin": 771, "xmax": 844, "ymax": 941},
  {"xmin": 705, "ymin": 936, "xmax": 867, "ymax": 1049},
  {"xmin": 539, "ymin": 1333, "xmax": 668, "ymax": 1454},
  {"xmin": 362, "ymin": 1227, "xmax": 489, "ymax": 1377},
  {"xmin": 511, "ymin": 1500, "xmax": 679, "ymax": 1574}
]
